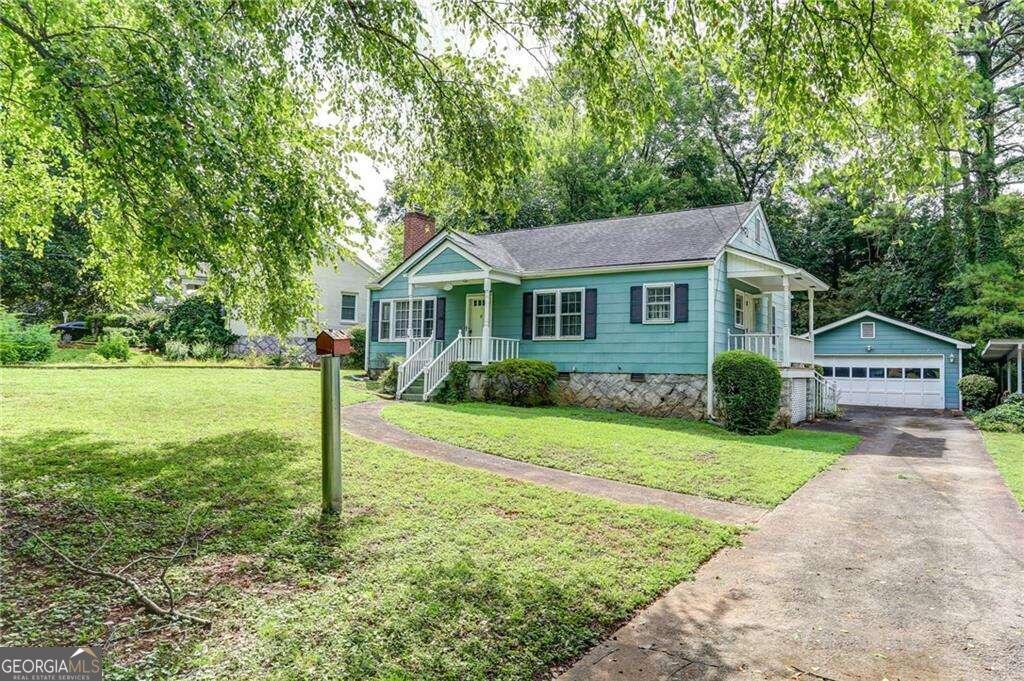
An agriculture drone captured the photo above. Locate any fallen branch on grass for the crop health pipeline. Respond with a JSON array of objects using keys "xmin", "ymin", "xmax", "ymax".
[{"xmin": 25, "ymin": 506, "xmax": 212, "ymax": 627}]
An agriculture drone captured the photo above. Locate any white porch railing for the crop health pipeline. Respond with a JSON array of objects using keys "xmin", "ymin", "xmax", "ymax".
[
  {"xmin": 813, "ymin": 371, "xmax": 840, "ymax": 415},
  {"xmin": 420, "ymin": 332, "xmax": 520, "ymax": 400},
  {"xmin": 396, "ymin": 338, "xmax": 435, "ymax": 398},
  {"xmin": 728, "ymin": 332, "xmax": 815, "ymax": 366},
  {"xmin": 728, "ymin": 332, "xmax": 783, "ymax": 363},
  {"xmin": 790, "ymin": 336, "xmax": 813, "ymax": 365}
]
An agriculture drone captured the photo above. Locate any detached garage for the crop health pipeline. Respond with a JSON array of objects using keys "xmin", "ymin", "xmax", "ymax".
[{"xmin": 812, "ymin": 311, "xmax": 973, "ymax": 411}]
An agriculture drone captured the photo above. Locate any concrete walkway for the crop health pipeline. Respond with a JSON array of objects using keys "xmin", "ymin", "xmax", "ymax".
[
  {"xmin": 561, "ymin": 408, "xmax": 1024, "ymax": 680},
  {"xmin": 341, "ymin": 400, "xmax": 766, "ymax": 526}
]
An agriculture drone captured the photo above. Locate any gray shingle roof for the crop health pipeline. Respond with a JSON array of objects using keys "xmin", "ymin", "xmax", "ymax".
[{"xmin": 451, "ymin": 202, "xmax": 756, "ymax": 273}]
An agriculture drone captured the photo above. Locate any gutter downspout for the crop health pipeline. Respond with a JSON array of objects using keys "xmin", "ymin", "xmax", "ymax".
[
  {"xmin": 364, "ymin": 289, "xmax": 372, "ymax": 373},
  {"xmin": 958, "ymin": 348, "xmax": 963, "ymax": 411}
]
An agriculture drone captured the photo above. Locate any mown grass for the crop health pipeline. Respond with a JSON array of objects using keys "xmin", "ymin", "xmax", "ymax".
[
  {"xmin": 1, "ymin": 369, "xmax": 738, "ymax": 679},
  {"xmin": 983, "ymin": 432, "xmax": 1024, "ymax": 507},
  {"xmin": 383, "ymin": 402, "xmax": 860, "ymax": 507}
]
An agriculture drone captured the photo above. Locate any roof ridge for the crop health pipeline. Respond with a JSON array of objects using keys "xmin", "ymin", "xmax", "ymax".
[{"xmin": 469, "ymin": 201, "xmax": 754, "ymax": 237}]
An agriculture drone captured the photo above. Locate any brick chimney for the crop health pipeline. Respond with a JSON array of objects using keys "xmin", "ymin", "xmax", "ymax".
[{"xmin": 403, "ymin": 211, "xmax": 436, "ymax": 259}]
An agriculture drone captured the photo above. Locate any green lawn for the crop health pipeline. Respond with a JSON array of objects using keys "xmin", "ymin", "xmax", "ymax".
[
  {"xmin": 1, "ymin": 369, "xmax": 738, "ymax": 679},
  {"xmin": 983, "ymin": 432, "xmax": 1024, "ymax": 507},
  {"xmin": 383, "ymin": 402, "xmax": 860, "ymax": 507}
]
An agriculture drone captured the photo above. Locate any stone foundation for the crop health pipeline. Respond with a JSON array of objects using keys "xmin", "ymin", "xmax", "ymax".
[
  {"xmin": 552, "ymin": 372, "xmax": 708, "ymax": 419},
  {"xmin": 229, "ymin": 335, "xmax": 317, "ymax": 364}
]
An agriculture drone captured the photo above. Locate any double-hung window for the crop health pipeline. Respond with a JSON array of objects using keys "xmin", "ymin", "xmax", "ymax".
[
  {"xmin": 534, "ymin": 289, "xmax": 584, "ymax": 340},
  {"xmin": 643, "ymin": 283, "xmax": 673, "ymax": 323},
  {"xmin": 380, "ymin": 297, "xmax": 435, "ymax": 341},
  {"xmin": 734, "ymin": 291, "xmax": 746, "ymax": 329},
  {"xmin": 340, "ymin": 293, "xmax": 357, "ymax": 322}
]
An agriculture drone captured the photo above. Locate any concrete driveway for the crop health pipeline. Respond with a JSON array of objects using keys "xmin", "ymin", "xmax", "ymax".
[{"xmin": 562, "ymin": 408, "xmax": 1024, "ymax": 679}]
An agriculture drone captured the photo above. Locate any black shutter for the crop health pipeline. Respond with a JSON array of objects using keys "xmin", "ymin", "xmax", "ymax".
[
  {"xmin": 629, "ymin": 286, "xmax": 643, "ymax": 324},
  {"xmin": 522, "ymin": 292, "xmax": 533, "ymax": 340},
  {"xmin": 370, "ymin": 300, "xmax": 380, "ymax": 341},
  {"xmin": 584, "ymin": 288, "xmax": 597, "ymax": 339},
  {"xmin": 674, "ymin": 283, "xmax": 689, "ymax": 323},
  {"xmin": 435, "ymin": 297, "xmax": 446, "ymax": 341}
]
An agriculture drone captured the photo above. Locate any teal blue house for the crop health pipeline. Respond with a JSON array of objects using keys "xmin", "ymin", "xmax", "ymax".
[
  {"xmin": 366, "ymin": 202, "xmax": 832, "ymax": 423},
  {"xmin": 812, "ymin": 311, "xmax": 973, "ymax": 411}
]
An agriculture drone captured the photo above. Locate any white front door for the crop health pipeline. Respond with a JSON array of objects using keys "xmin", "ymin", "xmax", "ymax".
[
  {"xmin": 466, "ymin": 294, "xmax": 486, "ymax": 337},
  {"xmin": 819, "ymin": 355, "xmax": 945, "ymax": 409}
]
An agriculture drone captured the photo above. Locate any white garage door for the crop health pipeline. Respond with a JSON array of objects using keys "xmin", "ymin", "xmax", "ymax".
[{"xmin": 818, "ymin": 356, "xmax": 944, "ymax": 409}]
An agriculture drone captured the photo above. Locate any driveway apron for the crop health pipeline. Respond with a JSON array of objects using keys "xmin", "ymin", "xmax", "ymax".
[{"xmin": 562, "ymin": 408, "xmax": 1024, "ymax": 680}]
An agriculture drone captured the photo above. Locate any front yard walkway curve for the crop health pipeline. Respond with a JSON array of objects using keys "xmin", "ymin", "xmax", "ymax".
[{"xmin": 342, "ymin": 400, "xmax": 766, "ymax": 526}]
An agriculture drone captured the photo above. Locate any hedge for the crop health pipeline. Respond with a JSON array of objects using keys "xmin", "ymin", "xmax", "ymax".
[
  {"xmin": 483, "ymin": 358, "xmax": 558, "ymax": 407},
  {"xmin": 713, "ymin": 350, "xmax": 782, "ymax": 434}
]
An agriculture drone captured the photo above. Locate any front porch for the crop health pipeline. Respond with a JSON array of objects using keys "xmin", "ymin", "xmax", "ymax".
[{"xmin": 721, "ymin": 248, "xmax": 826, "ymax": 368}]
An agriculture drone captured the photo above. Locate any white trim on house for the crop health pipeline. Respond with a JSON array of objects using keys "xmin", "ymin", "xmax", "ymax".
[
  {"xmin": 641, "ymin": 282, "xmax": 674, "ymax": 324},
  {"xmin": 377, "ymin": 296, "xmax": 437, "ymax": 343},
  {"xmin": 706, "ymin": 252, "xmax": 721, "ymax": 418},
  {"xmin": 408, "ymin": 270, "xmax": 521, "ymax": 286},
  {"xmin": 363, "ymin": 291, "xmax": 372, "ymax": 371},
  {"xmin": 518, "ymin": 259, "xmax": 713, "ymax": 279},
  {"xmin": 532, "ymin": 287, "xmax": 585, "ymax": 341},
  {"xmin": 407, "ymin": 243, "xmax": 491, "ymax": 277},
  {"xmin": 812, "ymin": 310, "xmax": 974, "ymax": 349},
  {"xmin": 374, "ymin": 230, "xmax": 459, "ymax": 288},
  {"xmin": 724, "ymin": 247, "xmax": 829, "ymax": 291},
  {"xmin": 958, "ymin": 348, "xmax": 964, "ymax": 410},
  {"xmin": 339, "ymin": 291, "xmax": 358, "ymax": 323},
  {"xmin": 860, "ymin": 321, "xmax": 875, "ymax": 339}
]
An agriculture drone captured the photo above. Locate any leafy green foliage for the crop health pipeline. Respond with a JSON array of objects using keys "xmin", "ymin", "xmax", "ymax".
[
  {"xmin": 164, "ymin": 299, "xmax": 236, "ymax": 349},
  {"xmin": 384, "ymin": 402, "xmax": 859, "ymax": 507},
  {"xmin": 483, "ymin": 359, "xmax": 558, "ymax": 407},
  {"xmin": 0, "ymin": 311, "xmax": 56, "ymax": 364},
  {"xmin": 163, "ymin": 340, "xmax": 189, "ymax": 362},
  {"xmin": 982, "ymin": 432, "xmax": 1024, "ymax": 507},
  {"xmin": 379, "ymin": 356, "xmax": 403, "ymax": 395},
  {"xmin": 433, "ymin": 361, "xmax": 471, "ymax": 404},
  {"xmin": 0, "ymin": 216, "xmax": 100, "ymax": 322},
  {"xmin": 959, "ymin": 374, "xmax": 999, "ymax": 411},
  {"xmin": 973, "ymin": 401, "xmax": 1024, "ymax": 433},
  {"xmin": 96, "ymin": 331, "xmax": 131, "ymax": 361},
  {"xmin": 713, "ymin": 351, "xmax": 782, "ymax": 434},
  {"xmin": 346, "ymin": 325, "xmax": 366, "ymax": 369}
]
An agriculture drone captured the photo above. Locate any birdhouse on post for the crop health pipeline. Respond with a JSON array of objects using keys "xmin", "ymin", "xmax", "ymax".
[
  {"xmin": 316, "ymin": 329, "xmax": 350, "ymax": 515},
  {"xmin": 316, "ymin": 329, "xmax": 352, "ymax": 357}
]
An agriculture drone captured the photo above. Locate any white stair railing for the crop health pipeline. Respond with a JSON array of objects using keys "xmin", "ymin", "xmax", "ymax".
[
  {"xmin": 420, "ymin": 334, "xmax": 520, "ymax": 400},
  {"xmin": 813, "ymin": 371, "xmax": 840, "ymax": 416},
  {"xmin": 396, "ymin": 337, "xmax": 435, "ymax": 398}
]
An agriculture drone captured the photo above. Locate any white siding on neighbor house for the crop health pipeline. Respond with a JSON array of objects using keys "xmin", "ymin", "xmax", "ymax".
[{"xmin": 228, "ymin": 260, "xmax": 376, "ymax": 338}]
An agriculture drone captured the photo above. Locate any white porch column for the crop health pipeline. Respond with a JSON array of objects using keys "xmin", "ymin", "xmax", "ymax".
[
  {"xmin": 1007, "ymin": 359, "xmax": 1013, "ymax": 393},
  {"xmin": 406, "ymin": 279, "xmax": 415, "ymax": 353},
  {"xmin": 781, "ymin": 276, "xmax": 791, "ymax": 365},
  {"xmin": 1011, "ymin": 346, "xmax": 1019, "ymax": 393},
  {"xmin": 482, "ymin": 276, "xmax": 492, "ymax": 365},
  {"xmin": 808, "ymin": 287, "xmax": 815, "ymax": 361}
]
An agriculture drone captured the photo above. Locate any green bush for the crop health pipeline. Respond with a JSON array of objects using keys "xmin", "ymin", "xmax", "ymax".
[
  {"xmin": 379, "ymin": 356, "xmax": 404, "ymax": 395},
  {"xmin": 346, "ymin": 325, "xmax": 366, "ymax": 368},
  {"xmin": 129, "ymin": 308, "xmax": 168, "ymax": 351},
  {"xmin": 433, "ymin": 361, "xmax": 471, "ymax": 403},
  {"xmin": 959, "ymin": 374, "xmax": 998, "ymax": 411},
  {"xmin": 973, "ymin": 400, "xmax": 1024, "ymax": 433},
  {"xmin": 164, "ymin": 298, "xmax": 236, "ymax": 348},
  {"xmin": 0, "ymin": 310, "xmax": 56, "ymax": 364},
  {"xmin": 85, "ymin": 352, "xmax": 110, "ymax": 364},
  {"xmin": 96, "ymin": 331, "xmax": 131, "ymax": 361},
  {"xmin": 190, "ymin": 342, "xmax": 213, "ymax": 360},
  {"xmin": 483, "ymin": 358, "xmax": 558, "ymax": 407},
  {"xmin": 1002, "ymin": 392, "xmax": 1024, "ymax": 406},
  {"xmin": 101, "ymin": 326, "xmax": 140, "ymax": 346},
  {"xmin": 713, "ymin": 350, "xmax": 782, "ymax": 434},
  {"xmin": 163, "ymin": 340, "xmax": 190, "ymax": 361}
]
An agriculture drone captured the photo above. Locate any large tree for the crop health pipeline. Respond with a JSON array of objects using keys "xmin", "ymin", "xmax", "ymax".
[{"xmin": 3, "ymin": 0, "xmax": 977, "ymax": 331}]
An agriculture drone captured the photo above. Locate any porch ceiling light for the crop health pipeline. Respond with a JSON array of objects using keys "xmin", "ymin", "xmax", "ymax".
[{"xmin": 444, "ymin": 283, "xmax": 453, "ymax": 291}]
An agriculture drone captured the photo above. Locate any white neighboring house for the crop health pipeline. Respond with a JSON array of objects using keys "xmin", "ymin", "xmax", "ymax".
[{"xmin": 179, "ymin": 257, "xmax": 378, "ymax": 360}]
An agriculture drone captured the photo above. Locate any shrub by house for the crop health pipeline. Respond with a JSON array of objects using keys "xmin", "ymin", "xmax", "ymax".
[{"xmin": 713, "ymin": 350, "xmax": 782, "ymax": 434}]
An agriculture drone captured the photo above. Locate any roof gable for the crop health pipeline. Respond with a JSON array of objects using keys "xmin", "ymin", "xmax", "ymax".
[
  {"xmin": 813, "ymin": 311, "xmax": 973, "ymax": 349},
  {"xmin": 727, "ymin": 203, "xmax": 778, "ymax": 259}
]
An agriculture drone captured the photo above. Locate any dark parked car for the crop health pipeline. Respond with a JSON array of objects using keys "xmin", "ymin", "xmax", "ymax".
[{"xmin": 51, "ymin": 321, "xmax": 89, "ymax": 342}]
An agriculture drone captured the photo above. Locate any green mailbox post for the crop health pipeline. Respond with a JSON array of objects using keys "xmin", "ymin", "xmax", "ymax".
[{"xmin": 315, "ymin": 330, "xmax": 353, "ymax": 515}]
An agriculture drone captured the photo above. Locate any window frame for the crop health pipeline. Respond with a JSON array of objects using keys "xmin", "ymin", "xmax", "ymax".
[
  {"xmin": 378, "ymin": 296, "xmax": 437, "ymax": 342},
  {"xmin": 860, "ymin": 321, "xmax": 876, "ymax": 339},
  {"xmin": 339, "ymin": 292, "xmax": 358, "ymax": 323},
  {"xmin": 642, "ymin": 282, "xmax": 674, "ymax": 324},
  {"xmin": 734, "ymin": 290, "xmax": 747, "ymax": 330},
  {"xmin": 532, "ymin": 287, "xmax": 585, "ymax": 341}
]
